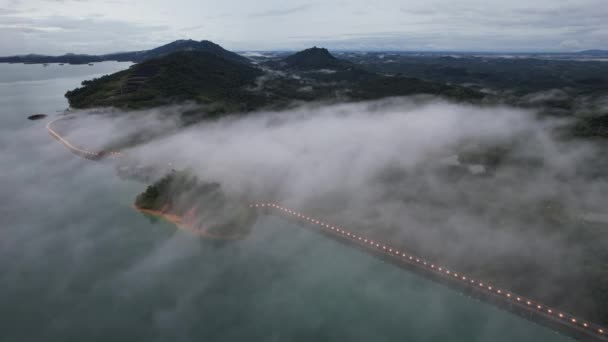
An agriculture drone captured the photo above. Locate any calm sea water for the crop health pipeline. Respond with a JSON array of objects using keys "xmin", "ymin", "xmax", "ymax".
[{"xmin": 0, "ymin": 63, "xmax": 574, "ymax": 342}]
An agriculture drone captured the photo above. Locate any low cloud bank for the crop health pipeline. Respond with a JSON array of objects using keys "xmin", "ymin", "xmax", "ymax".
[{"xmin": 66, "ymin": 96, "xmax": 608, "ymax": 316}]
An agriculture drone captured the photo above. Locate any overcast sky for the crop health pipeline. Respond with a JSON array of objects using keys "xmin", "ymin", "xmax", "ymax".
[{"xmin": 1, "ymin": 0, "xmax": 606, "ymax": 55}]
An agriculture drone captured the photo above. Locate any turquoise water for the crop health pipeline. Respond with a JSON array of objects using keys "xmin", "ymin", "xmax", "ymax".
[{"xmin": 0, "ymin": 63, "xmax": 575, "ymax": 342}]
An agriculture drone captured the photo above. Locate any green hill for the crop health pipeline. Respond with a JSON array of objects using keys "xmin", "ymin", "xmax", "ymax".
[
  {"xmin": 65, "ymin": 51, "xmax": 262, "ymax": 109},
  {"xmin": 123, "ymin": 39, "xmax": 250, "ymax": 64},
  {"xmin": 283, "ymin": 47, "xmax": 352, "ymax": 70}
]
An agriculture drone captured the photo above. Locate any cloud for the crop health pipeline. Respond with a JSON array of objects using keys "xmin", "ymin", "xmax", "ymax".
[
  {"xmin": 250, "ymin": 4, "xmax": 314, "ymax": 17},
  {"xmin": 42, "ymin": 0, "xmax": 92, "ymax": 2},
  {"xmin": 66, "ymin": 98, "xmax": 604, "ymax": 243},
  {"xmin": 179, "ymin": 24, "xmax": 206, "ymax": 32},
  {"xmin": 0, "ymin": 22, "xmax": 68, "ymax": 32},
  {"xmin": 46, "ymin": 96, "xmax": 606, "ymax": 323},
  {"xmin": 105, "ymin": 99, "xmax": 604, "ymax": 311},
  {"xmin": 3, "ymin": 91, "xmax": 608, "ymax": 334},
  {"xmin": 2, "ymin": 0, "xmax": 607, "ymax": 53},
  {"xmin": 100, "ymin": 100, "xmax": 606, "ymax": 324},
  {"xmin": 0, "ymin": 15, "xmax": 170, "ymax": 55},
  {"xmin": 560, "ymin": 39, "xmax": 582, "ymax": 50},
  {"xmin": 0, "ymin": 8, "xmax": 22, "ymax": 15}
]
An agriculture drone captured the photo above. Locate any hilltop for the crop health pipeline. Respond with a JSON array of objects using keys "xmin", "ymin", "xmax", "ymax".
[
  {"xmin": 283, "ymin": 47, "xmax": 352, "ymax": 70},
  {"xmin": 0, "ymin": 39, "xmax": 249, "ymax": 65},
  {"xmin": 117, "ymin": 39, "xmax": 250, "ymax": 64}
]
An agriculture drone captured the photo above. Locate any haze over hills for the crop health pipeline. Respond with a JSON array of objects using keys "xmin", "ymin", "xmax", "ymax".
[
  {"xmin": 0, "ymin": 39, "xmax": 249, "ymax": 65},
  {"xmin": 6, "ymin": 38, "xmax": 605, "ymax": 138},
  {"xmin": 64, "ymin": 42, "xmax": 482, "ymax": 114},
  {"xmin": 2, "ymin": 38, "xmax": 606, "ymax": 65},
  {"xmin": 577, "ymin": 50, "xmax": 608, "ymax": 56}
]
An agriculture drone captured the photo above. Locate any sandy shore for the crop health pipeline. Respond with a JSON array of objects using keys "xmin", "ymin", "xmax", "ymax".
[{"xmin": 133, "ymin": 205, "xmax": 249, "ymax": 240}]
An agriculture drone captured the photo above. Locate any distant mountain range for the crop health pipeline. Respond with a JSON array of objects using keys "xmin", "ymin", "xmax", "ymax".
[
  {"xmin": 2, "ymin": 41, "xmax": 606, "ymax": 65},
  {"xmin": 0, "ymin": 39, "xmax": 249, "ymax": 65}
]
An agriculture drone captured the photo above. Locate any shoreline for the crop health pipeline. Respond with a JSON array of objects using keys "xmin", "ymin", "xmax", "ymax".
[{"xmin": 133, "ymin": 204, "xmax": 249, "ymax": 240}]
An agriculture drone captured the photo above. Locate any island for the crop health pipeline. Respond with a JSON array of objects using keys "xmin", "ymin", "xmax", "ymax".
[
  {"xmin": 28, "ymin": 114, "xmax": 47, "ymax": 120},
  {"xmin": 134, "ymin": 170, "xmax": 257, "ymax": 239}
]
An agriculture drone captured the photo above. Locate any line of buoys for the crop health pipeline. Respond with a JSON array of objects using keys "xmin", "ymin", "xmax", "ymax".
[{"xmin": 251, "ymin": 202, "xmax": 608, "ymax": 341}]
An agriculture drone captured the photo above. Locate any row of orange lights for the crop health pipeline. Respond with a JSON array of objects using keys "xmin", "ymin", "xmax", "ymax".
[{"xmin": 251, "ymin": 202, "xmax": 606, "ymax": 337}]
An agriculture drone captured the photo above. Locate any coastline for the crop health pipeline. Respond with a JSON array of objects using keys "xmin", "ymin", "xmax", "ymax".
[{"xmin": 133, "ymin": 204, "xmax": 250, "ymax": 240}]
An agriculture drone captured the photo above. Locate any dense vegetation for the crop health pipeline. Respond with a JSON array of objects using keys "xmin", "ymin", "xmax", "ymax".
[
  {"xmin": 136, "ymin": 170, "xmax": 257, "ymax": 237},
  {"xmin": 131, "ymin": 39, "xmax": 250, "ymax": 64},
  {"xmin": 65, "ymin": 51, "xmax": 262, "ymax": 109},
  {"xmin": 336, "ymin": 52, "xmax": 608, "ymax": 137},
  {"xmin": 342, "ymin": 53, "xmax": 608, "ymax": 96},
  {"xmin": 135, "ymin": 170, "xmax": 205, "ymax": 212},
  {"xmin": 65, "ymin": 45, "xmax": 484, "ymax": 115},
  {"xmin": 573, "ymin": 115, "xmax": 608, "ymax": 137}
]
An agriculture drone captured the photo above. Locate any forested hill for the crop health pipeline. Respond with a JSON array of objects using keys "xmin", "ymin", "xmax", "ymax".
[
  {"xmin": 283, "ymin": 47, "xmax": 353, "ymax": 70},
  {"xmin": 65, "ymin": 50, "xmax": 262, "ymax": 110}
]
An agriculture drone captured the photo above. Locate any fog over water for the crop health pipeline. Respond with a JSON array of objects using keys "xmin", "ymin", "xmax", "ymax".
[
  {"xmin": 0, "ymin": 63, "xmax": 590, "ymax": 341},
  {"xmin": 73, "ymin": 96, "xmax": 608, "ymax": 289}
]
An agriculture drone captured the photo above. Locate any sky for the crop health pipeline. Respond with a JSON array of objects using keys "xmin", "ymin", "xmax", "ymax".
[{"xmin": 0, "ymin": 0, "xmax": 607, "ymax": 55}]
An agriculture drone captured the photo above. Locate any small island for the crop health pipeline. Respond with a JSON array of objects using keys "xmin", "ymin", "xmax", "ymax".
[
  {"xmin": 134, "ymin": 170, "xmax": 257, "ymax": 239},
  {"xmin": 28, "ymin": 114, "xmax": 47, "ymax": 120}
]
